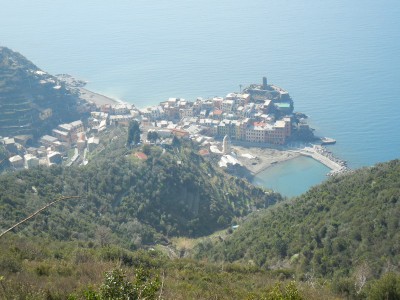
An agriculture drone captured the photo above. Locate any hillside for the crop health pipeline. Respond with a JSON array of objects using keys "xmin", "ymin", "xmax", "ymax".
[
  {"xmin": 0, "ymin": 129, "xmax": 281, "ymax": 248},
  {"xmin": 1, "ymin": 128, "xmax": 400, "ymax": 298},
  {"xmin": 195, "ymin": 160, "xmax": 400, "ymax": 280},
  {"xmin": 1, "ymin": 154, "xmax": 400, "ymax": 298},
  {"xmin": 0, "ymin": 234, "xmax": 341, "ymax": 300},
  {"xmin": 0, "ymin": 47, "xmax": 84, "ymax": 137}
]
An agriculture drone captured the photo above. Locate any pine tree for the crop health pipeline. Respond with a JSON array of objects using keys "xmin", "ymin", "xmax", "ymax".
[{"xmin": 127, "ymin": 120, "xmax": 141, "ymax": 146}]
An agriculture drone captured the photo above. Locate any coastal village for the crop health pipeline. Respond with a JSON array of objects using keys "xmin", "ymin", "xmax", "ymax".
[{"xmin": 1, "ymin": 77, "xmax": 348, "ymax": 176}]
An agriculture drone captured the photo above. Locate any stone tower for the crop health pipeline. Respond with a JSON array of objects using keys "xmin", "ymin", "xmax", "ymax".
[
  {"xmin": 262, "ymin": 76, "xmax": 268, "ymax": 89},
  {"xmin": 222, "ymin": 135, "xmax": 231, "ymax": 154}
]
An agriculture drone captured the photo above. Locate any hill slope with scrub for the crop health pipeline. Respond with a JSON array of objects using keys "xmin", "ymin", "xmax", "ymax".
[{"xmin": 195, "ymin": 159, "xmax": 400, "ymax": 282}]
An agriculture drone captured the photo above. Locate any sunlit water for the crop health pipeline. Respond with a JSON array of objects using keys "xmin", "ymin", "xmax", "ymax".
[{"xmin": 252, "ymin": 156, "xmax": 330, "ymax": 198}]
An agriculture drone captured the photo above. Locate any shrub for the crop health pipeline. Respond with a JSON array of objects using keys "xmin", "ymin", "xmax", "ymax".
[{"xmin": 368, "ymin": 272, "xmax": 400, "ymax": 300}]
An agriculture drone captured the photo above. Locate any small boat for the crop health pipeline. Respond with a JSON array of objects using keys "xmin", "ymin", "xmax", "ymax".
[{"xmin": 321, "ymin": 137, "xmax": 336, "ymax": 145}]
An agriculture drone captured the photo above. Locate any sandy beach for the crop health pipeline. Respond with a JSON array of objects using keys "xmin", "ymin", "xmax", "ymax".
[
  {"xmin": 56, "ymin": 73, "xmax": 121, "ymax": 107},
  {"xmin": 232, "ymin": 145, "xmax": 301, "ymax": 175},
  {"xmin": 78, "ymin": 87, "xmax": 120, "ymax": 107}
]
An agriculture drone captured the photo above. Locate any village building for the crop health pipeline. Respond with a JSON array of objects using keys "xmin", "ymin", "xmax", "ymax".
[
  {"xmin": 3, "ymin": 138, "xmax": 18, "ymax": 154},
  {"xmin": 52, "ymin": 141, "xmax": 68, "ymax": 154},
  {"xmin": 111, "ymin": 103, "xmax": 132, "ymax": 115},
  {"xmin": 109, "ymin": 114, "xmax": 134, "ymax": 126},
  {"xmin": 52, "ymin": 129, "xmax": 71, "ymax": 144},
  {"xmin": 179, "ymin": 107, "xmax": 194, "ymax": 119},
  {"xmin": 40, "ymin": 135, "xmax": 59, "ymax": 148},
  {"xmin": 134, "ymin": 152, "xmax": 148, "ymax": 160},
  {"xmin": 212, "ymin": 97, "xmax": 223, "ymax": 109},
  {"xmin": 218, "ymin": 154, "xmax": 242, "ymax": 168},
  {"xmin": 246, "ymin": 122, "xmax": 267, "ymax": 143},
  {"xmin": 87, "ymin": 136, "xmax": 100, "ymax": 152},
  {"xmin": 47, "ymin": 151, "xmax": 62, "ymax": 165},
  {"xmin": 9, "ymin": 155, "xmax": 24, "ymax": 169},
  {"xmin": 198, "ymin": 149, "xmax": 210, "ymax": 157},
  {"xmin": 221, "ymin": 99, "xmax": 235, "ymax": 112},
  {"xmin": 77, "ymin": 133, "xmax": 87, "ymax": 152},
  {"xmin": 171, "ymin": 128, "xmax": 190, "ymax": 139},
  {"xmin": 24, "ymin": 154, "xmax": 39, "ymax": 169},
  {"xmin": 26, "ymin": 147, "xmax": 38, "ymax": 156}
]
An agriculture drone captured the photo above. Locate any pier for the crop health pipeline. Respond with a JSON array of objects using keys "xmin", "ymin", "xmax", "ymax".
[{"xmin": 294, "ymin": 145, "xmax": 348, "ymax": 175}]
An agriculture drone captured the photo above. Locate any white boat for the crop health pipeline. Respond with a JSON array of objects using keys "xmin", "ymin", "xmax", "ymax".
[{"xmin": 321, "ymin": 137, "xmax": 336, "ymax": 145}]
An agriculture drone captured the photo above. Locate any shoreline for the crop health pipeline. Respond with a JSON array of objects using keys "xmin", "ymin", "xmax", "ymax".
[
  {"xmin": 57, "ymin": 74, "xmax": 125, "ymax": 107},
  {"xmin": 73, "ymin": 80, "xmax": 348, "ymax": 177},
  {"xmin": 233, "ymin": 144, "xmax": 348, "ymax": 177},
  {"xmin": 78, "ymin": 87, "xmax": 123, "ymax": 107},
  {"xmin": 232, "ymin": 145, "xmax": 301, "ymax": 175}
]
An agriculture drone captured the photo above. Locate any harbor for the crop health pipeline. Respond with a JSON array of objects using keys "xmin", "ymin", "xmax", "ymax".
[
  {"xmin": 234, "ymin": 143, "xmax": 348, "ymax": 178},
  {"xmin": 295, "ymin": 145, "xmax": 348, "ymax": 176},
  {"xmin": 248, "ymin": 144, "xmax": 349, "ymax": 197}
]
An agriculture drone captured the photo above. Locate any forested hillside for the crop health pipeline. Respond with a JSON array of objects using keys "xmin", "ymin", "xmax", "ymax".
[
  {"xmin": 1, "ymin": 131, "xmax": 400, "ymax": 298},
  {"xmin": 0, "ymin": 129, "xmax": 280, "ymax": 248},
  {"xmin": 195, "ymin": 160, "xmax": 400, "ymax": 282}
]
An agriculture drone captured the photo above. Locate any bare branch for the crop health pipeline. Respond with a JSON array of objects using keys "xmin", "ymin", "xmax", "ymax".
[
  {"xmin": 0, "ymin": 195, "xmax": 80, "ymax": 239},
  {"xmin": 158, "ymin": 270, "xmax": 165, "ymax": 300}
]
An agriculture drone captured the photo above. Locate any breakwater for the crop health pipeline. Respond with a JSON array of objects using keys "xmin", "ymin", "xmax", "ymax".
[{"xmin": 295, "ymin": 145, "xmax": 349, "ymax": 176}]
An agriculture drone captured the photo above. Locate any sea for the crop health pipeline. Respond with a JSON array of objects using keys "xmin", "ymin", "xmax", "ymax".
[{"xmin": 1, "ymin": 0, "xmax": 399, "ymax": 197}]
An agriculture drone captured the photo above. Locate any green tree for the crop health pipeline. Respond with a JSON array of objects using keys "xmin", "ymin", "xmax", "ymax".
[
  {"xmin": 247, "ymin": 281, "xmax": 303, "ymax": 300},
  {"xmin": 0, "ymin": 145, "xmax": 9, "ymax": 171},
  {"xmin": 142, "ymin": 144, "xmax": 151, "ymax": 155},
  {"xmin": 147, "ymin": 131, "xmax": 159, "ymax": 143},
  {"xmin": 127, "ymin": 120, "xmax": 141, "ymax": 146},
  {"xmin": 96, "ymin": 268, "xmax": 160, "ymax": 300},
  {"xmin": 368, "ymin": 272, "xmax": 400, "ymax": 300},
  {"xmin": 172, "ymin": 135, "xmax": 181, "ymax": 148}
]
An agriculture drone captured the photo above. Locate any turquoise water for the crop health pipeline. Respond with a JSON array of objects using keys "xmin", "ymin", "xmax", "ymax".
[
  {"xmin": 1, "ymin": 0, "xmax": 399, "ymax": 196},
  {"xmin": 252, "ymin": 156, "xmax": 330, "ymax": 198}
]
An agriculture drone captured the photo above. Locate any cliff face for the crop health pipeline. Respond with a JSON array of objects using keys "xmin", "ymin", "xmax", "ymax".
[{"xmin": 0, "ymin": 47, "xmax": 82, "ymax": 138}]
